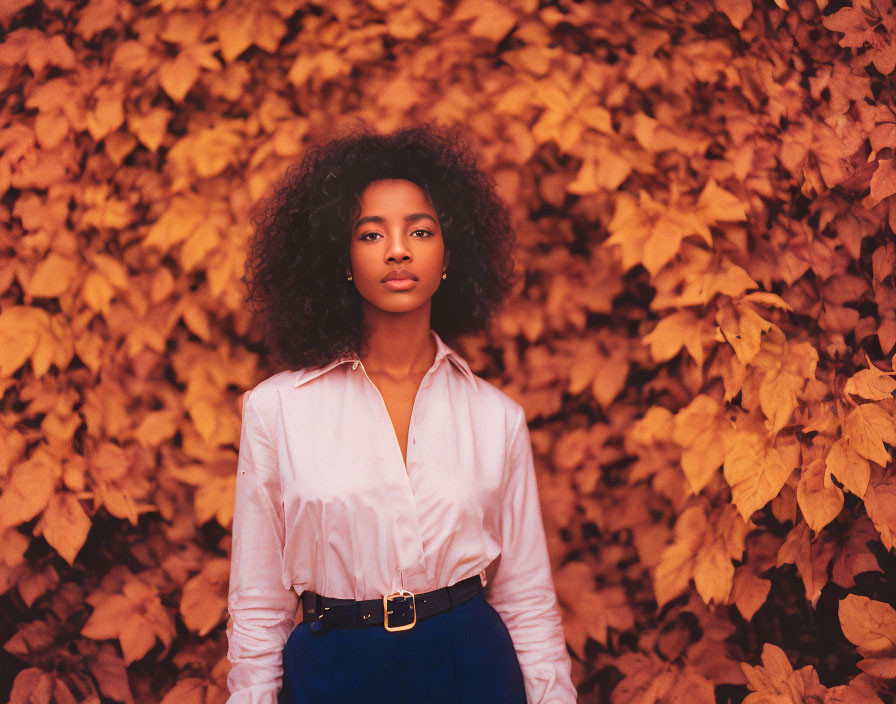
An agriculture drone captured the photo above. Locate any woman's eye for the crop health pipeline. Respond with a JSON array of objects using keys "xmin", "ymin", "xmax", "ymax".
[{"xmin": 360, "ymin": 230, "xmax": 432, "ymax": 240}]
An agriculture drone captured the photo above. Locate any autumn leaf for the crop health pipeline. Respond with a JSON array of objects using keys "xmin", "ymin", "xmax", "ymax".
[
  {"xmin": 716, "ymin": 0, "xmax": 752, "ymax": 31},
  {"xmin": 214, "ymin": 7, "xmax": 260, "ymax": 62},
  {"xmin": 824, "ymin": 437, "xmax": 870, "ymax": 498},
  {"xmin": 723, "ymin": 430, "xmax": 798, "ymax": 521},
  {"xmin": 844, "ymin": 368, "xmax": 896, "ymax": 400},
  {"xmin": 33, "ymin": 492, "xmax": 91, "ymax": 565},
  {"xmin": 144, "ymin": 195, "xmax": 211, "ymax": 253},
  {"xmin": 868, "ymin": 157, "xmax": 896, "ymax": 208},
  {"xmin": 171, "ymin": 463, "xmax": 236, "ymax": 527},
  {"xmin": 696, "ymin": 178, "xmax": 748, "ymax": 222},
  {"xmin": 26, "ymin": 253, "xmax": 80, "ymax": 299},
  {"xmin": 660, "ymin": 666, "xmax": 715, "ymax": 704},
  {"xmin": 82, "ymin": 576, "xmax": 177, "ymax": 664},
  {"xmin": 74, "ymin": 0, "xmax": 118, "ymax": 40},
  {"xmin": 160, "ymin": 678, "xmax": 215, "ymax": 704},
  {"xmin": 128, "ymin": 107, "xmax": 171, "ymax": 152},
  {"xmin": 169, "ymin": 124, "xmax": 243, "ymax": 179},
  {"xmin": 654, "ymin": 505, "xmax": 706, "ymax": 607},
  {"xmin": 741, "ymin": 642, "xmax": 827, "ymax": 703},
  {"xmin": 180, "ymin": 558, "xmax": 229, "ymax": 636},
  {"xmin": 642, "ymin": 311, "xmax": 708, "ymax": 366},
  {"xmin": 0, "ymin": 453, "xmax": 57, "ymax": 529},
  {"xmin": 34, "ymin": 110, "xmax": 69, "ymax": 150},
  {"xmin": 158, "ymin": 52, "xmax": 200, "ymax": 102},
  {"xmin": 776, "ymin": 521, "xmax": 834, "ymax": 607},
  {"xmin": 672, "ymin": 394, "xmax": 730, "ymax": 494},
  {"xmin": 85, "ymin": 85, "xmax": 125, "ymax": 141},
  {"xmin": 831, "ymin": 516, "xmax": 883, "ymax": 588},
  {"xmin": 694, "ymin": 534, "xmax": 735, "ymax": 605},
  {"xmin": 555, "ymin": 560, "xmax": 634, "ymax": 657},
  {"xmin": 8, "ymin": 667, "xmax": 78, "ymax": 704},
  {"xmin": 651, "ymin": 252, "xmax": 759, "ymax": 309},
  {"xmin": 759, "ymin": 368, "xmax": 803, "ymax": 435},
  {"xmin": 133, "ymin": 409, "xmax": 180, "ymax": 447},
  {"xmin": 839, "ymin": 594, "xmax": 896, "ymax": 657},
  {"xmin": 26, "ymin": 34, "xmax": 76, "ymax": 73},
  {"xmin": 796, "ymin": 459, "xmax": 843, "ymax": 532},
  {"xmin": 824, "ymin": 2, "xmax": 896, "ymax": 76},
  {"xmin": 741, "ymin": 643, "xmax": 793, "ymax": 695},
  {"xmin": 715, "ymin": 302, "xmax": 774, "ymax": 366},
  {"xmin": 0, "ymin": 305, "xmax": 50, "ymax": 377},
  {"xmin": 611, "ymin": 652, "xmax": 675, "ymax": 704},
  {"xmin": 88, "ymin": 644, "xmax": 135, "ymax": 704},
  {"xmin": 448, "ymin": 0, "xmax": 518, "ymax": 41},
  {"xmin": 856, "ymin": 657, "xmax": 896, "ymax": 679},
  {"xmin": 843, "ymin": 402, "xmax": 896, "ymax": 466},
  {"xmin": 730, "ymin": 566, "xmax": 771, "ymax": 621},
  {"xmin": 630, "ymin": 406, "xmax": 675, "ymax": 445},
  {"xmin": 604, "ymin": 189, "xmax": 717, "ymax": 276},
  {"xmin": 865, "ymin": 465, "xmax": 896, "ymax": 550}
]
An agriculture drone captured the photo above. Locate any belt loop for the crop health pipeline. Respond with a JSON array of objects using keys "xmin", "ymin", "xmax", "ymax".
[{"xmin": 314, "ymin": 593, "xmax": 322, "ymax": 615}]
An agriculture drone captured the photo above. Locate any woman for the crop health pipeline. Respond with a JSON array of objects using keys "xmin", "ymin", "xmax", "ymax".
[{"xmin": 226, "ymin": 121, "xmax": 577, "ymax": 703}]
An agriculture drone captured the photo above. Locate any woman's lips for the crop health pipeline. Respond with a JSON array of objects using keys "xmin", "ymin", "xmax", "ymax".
[
  {"xmin": 382, "ymin": 270, "xmax": 417, "ymax": 289},
  {"xmin": 383, "ymin": 278, "xmax": 416, "ymax": 290},
  {"xmin": 382, "ymin": 270, "xmax": 417, "ymax": 282}
]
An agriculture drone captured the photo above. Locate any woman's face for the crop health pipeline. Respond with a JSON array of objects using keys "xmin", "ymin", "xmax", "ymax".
[{"xmin": 347, "ymin": 178, "xmax": 449, "ymax": 318}]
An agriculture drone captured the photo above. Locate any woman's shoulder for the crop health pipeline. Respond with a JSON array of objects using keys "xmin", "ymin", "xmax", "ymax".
[
  {"xmin": 461, "ymin": 368, "xmax": 526, "ymax": 427},
  {"xmin": 241, "ymin": 369, "xmax": 296, "ymax": 416},
  {"xmin": 243, "ymin": 363, "xmax": 351, "ymax": 410}
]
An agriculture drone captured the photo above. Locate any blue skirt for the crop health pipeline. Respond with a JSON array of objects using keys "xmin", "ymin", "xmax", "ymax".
[{"xmin": 279, "ymin": 591, "xmax": 528, "ymax": 703}]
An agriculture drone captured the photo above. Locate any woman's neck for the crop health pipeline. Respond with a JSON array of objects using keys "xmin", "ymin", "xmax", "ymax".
[{"xmin": 358, "ymin": 303, "xmax": 437, "ymax": 379}]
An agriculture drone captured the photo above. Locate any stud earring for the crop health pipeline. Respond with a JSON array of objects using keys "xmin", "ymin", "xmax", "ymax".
[
  {"xmin": 441, "ymin": 271, "xmax": 447, "ymax": 280},
  {"xmin": 347, "ymin": 273, "xmax": 352, "ymax": 281}
]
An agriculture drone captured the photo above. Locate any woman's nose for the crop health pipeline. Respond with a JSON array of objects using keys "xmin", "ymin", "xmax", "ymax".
[{"xmin": 385, "ymin": 234, "xmax": 411, "ymax": 261}]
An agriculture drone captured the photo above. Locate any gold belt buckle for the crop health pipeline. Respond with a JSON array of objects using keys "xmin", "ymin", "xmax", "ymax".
[{"xmin": 383, "ymin": 589, "xmax": 416, "ymax": 631}]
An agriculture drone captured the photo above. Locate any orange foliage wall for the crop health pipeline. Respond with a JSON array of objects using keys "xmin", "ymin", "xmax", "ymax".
[{"xmin": 1, "ymin": 0, "xmax": 896, "ymax": 702}]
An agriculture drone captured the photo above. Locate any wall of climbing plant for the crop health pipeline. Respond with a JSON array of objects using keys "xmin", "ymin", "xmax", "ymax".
[{"xmin": 1, "ymin": 0, "xmax": 895, "ymax": 701}]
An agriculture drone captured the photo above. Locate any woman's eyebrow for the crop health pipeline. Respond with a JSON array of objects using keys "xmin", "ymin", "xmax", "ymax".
[{"xmin": 353, "ymin": 213, "xmax": 437, "ymax": 231}]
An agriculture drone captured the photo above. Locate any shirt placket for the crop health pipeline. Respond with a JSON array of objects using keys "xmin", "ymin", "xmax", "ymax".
[{"xmin": 352, "ymin": 358, "xmax": 434, "ymax": 593}]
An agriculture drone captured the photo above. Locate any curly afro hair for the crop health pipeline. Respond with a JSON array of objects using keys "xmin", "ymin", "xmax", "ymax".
[{"xmin": 243, "ymin": 119, "xmax": 518, "ymax": 371}]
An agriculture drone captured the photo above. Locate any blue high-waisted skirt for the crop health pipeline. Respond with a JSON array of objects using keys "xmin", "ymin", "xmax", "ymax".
[{"xmin": 278, "ymin": 591, "xmax": 528, "ymax": 703}]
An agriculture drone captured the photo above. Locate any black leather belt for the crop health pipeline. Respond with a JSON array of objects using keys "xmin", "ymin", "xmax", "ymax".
[{"xmin": 301, "ymin": 575, "xmax": 483, "ymax": 635}]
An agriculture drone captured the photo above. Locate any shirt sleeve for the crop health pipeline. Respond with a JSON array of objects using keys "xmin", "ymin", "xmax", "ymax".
[
  {"xmin": 226, "ymin": 389, "xmax": 299, "ymax": 704},
  {"xmin": 485, "ymin": 406, "xmax": 578, "ymax": 704}
]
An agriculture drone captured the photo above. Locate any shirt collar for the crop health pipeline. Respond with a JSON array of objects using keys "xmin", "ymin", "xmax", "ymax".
[{"xmin": 293, "ymin": 329, "xmax": 476, "ymax": 389}]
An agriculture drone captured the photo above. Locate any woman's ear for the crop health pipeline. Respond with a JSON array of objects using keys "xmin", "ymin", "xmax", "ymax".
[{"xmin": 442, "ymin": 249, "xmax": 450, "ymax": 271}]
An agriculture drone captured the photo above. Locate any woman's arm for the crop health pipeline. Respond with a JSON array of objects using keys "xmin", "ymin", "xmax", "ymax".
[
  {"xmin": 226, "ymin": 390, "xmax": 299, "ymax": 704},
  {"xmin": 486, "ymin": 405, "xmax": 578, "ymax": 703}
]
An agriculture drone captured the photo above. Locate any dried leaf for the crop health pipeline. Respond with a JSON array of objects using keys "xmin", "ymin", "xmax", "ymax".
[
  {"xmin": 825, "ymin": 438, "xmax": 871, "ymax": 498},
  {"xmin": 0, "ymin": 456, "xmax": 57, "ymax": 529},
  {"xmin": 839, "ymin": 594, "xmax": 896, "ymax": 657},
  {"xmin": 158, "ymin": 53, "xmax": 201, "ymax": 102},
  {"xmin": 843, "ymin": 403, "xmax": 896, "ymax": 466},
  {"xmin": 34, "ymin": 492, "xmax": 91, "ymax": 565},
  {"xmin": 179, "ymin": 558, "xmax": 229, "ymax": 636},
  {"xmin": 723, "ymin": 432, "xmax": 798, "ymax": 521},
  {"xmin": 796, "ymin": 459, "xmax": 843, "ymax": 532},
  {"xmin": 26, "ymin": 253, "xmax": 79, "ymax": 299},
  {"xmin": 673, "ymin": 395, "xmax": 729, "ymax": 494},
  {"xmin": 654, "ymin": 506, "xmax": 706, "ymax": 607},
  {"xmin": 844, "ymin": 368, "xmax": 896, "ymax": 401},
  {"xmin": 730, "ymin": 566, "xmax": 771, "ymax": 621}
]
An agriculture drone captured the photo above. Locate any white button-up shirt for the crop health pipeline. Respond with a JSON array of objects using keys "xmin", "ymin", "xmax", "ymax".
[{"xmin": 226, "ymin": 329, "xmax": 577, "ymax": 703}]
